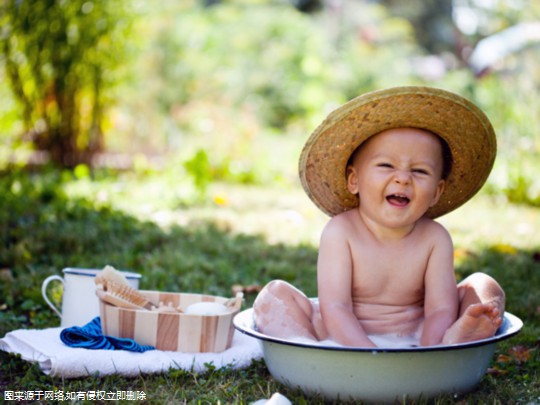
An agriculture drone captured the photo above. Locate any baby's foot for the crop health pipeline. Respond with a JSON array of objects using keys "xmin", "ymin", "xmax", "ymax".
[{"xmin": 443, "ymin": 303, "xmax": 502, "ymax": 345}]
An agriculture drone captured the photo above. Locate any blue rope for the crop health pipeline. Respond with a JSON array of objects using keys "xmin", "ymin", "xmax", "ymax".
[{"xmin": 60, "ymin": 317, "xmax": 155, "ymax": 352}]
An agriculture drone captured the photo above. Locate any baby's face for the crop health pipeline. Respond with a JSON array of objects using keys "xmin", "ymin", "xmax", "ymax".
[{"xmin": 346, "ymin": 127, "xmax": 446, "ymax": 228}]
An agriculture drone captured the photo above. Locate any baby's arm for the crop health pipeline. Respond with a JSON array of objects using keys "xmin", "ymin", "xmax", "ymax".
[
  {"xmin": 420, "ymin": 224, "xmax": 459, "ymax": 346},
  {"xmin": 317, "ymin": 218, "xmax": 376, "ymax": 348}
]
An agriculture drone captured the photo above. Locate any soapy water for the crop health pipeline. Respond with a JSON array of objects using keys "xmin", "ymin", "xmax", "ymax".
[
  {"xmin": 289, "ymin": 333, "xmax": 420, "ymax": 349},
  {"xmin": 255, "ymin": 294, "xmax": 421, "ymax": 349},
  {"xmin": 367, "ymin": 333, "xmax": 420, "ymax": 348}
]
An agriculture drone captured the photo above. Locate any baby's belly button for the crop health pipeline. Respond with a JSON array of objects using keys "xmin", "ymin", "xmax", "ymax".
[{"xmin": 360, "ymin": 315, "xmax": 422, "ymax": 334}]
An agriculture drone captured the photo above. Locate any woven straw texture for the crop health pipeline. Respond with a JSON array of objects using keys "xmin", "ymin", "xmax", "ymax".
[
  {"xmin": 299, "ymin": 86, "xmax": 496, "ymax": 218},
  {"xmin": 100, "ymin": 292, "xmax": 238, "ymax": 353}
]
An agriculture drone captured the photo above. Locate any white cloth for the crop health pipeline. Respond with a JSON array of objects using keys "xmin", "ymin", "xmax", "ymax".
[{"xmin": 0, "ymin": 327, "xmax": 262, "ymax": 378}]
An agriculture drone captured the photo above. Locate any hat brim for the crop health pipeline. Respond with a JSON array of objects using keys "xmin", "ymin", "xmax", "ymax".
[{"xmin": 299, "ymin": 86, "xmax": 497, "ymax": 218}]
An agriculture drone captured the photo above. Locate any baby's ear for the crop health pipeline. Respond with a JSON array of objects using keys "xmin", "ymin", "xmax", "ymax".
[
  {"xmin": 346, "ymin": 166, "xmax": 359, "ymax": 195},
  {"xmin": 429, "ymin": 179, "xmax": 446, "ymax": 207}
]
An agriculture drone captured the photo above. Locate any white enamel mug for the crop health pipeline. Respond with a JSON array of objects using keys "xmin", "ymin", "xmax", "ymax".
[{"xmin": 41, "ymin": 267, "xmax": 141, "ymax": 328}]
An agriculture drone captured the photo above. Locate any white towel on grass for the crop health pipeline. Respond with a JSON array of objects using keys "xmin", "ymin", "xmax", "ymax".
[{"xmin": 0, "ymin": 327, "xmax": 262, "ymax": 378}]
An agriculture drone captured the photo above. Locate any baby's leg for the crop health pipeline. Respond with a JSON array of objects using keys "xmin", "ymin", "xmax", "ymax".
[
  {"xmin": 442, "ymin": 272, "xmax": 505, "ymax": 345},
  {"xmin": 253, "ymin": 280, "xmax": 327, "ymax": 341}
]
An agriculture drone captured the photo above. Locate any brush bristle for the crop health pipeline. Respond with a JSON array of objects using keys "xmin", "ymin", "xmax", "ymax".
[
  {"xmin": 106, "ymin": 281, "xmax": 152, "ymax": 308},
  {"xmin": 95, "ymin": 265, "xmax": 128, "ymax": 286}
]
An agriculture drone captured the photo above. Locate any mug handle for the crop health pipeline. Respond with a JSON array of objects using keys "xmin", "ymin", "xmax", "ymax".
[{"xmin": 41, "ymin": 275, "xmax": 64, "ymax": 319}]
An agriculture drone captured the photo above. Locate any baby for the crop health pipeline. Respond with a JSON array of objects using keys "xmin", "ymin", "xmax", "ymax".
[{"xmin": 254, "ymin": 87, "xmax": 505, "ymax": 348}]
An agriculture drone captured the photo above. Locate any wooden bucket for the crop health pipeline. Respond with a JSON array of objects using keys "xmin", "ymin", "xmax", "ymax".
[{"xmin": 99, "ymin": 291, "xmax": 241, "ymax": 353}]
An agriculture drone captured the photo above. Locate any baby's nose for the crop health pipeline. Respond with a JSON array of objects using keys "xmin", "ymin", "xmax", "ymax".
[{"xmin": 394, "ymin": 170, "xmax": 411, "ymax": 184}]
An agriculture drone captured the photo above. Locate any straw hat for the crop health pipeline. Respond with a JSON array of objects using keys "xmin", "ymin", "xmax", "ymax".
[{"xmin": 299, "ymin": 86, "xmax": 497, "ymax": 218}]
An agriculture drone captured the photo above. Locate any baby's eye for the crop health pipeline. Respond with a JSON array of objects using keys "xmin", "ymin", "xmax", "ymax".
[
  {"xmin": 412, "ymin": 168, "xmax": 429, "ymax": 175},
  {"xmin": 377, "ymin": 163, "xmax": 393, "ymax": 168}
]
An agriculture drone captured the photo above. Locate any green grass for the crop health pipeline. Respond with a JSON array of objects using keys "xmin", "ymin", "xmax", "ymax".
[{"xmin": 1, "ymin": 169, "xmax": 539, "ymax": 404}]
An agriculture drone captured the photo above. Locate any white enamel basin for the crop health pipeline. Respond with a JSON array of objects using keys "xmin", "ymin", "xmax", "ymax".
[{"xmin": 234, "ymin": 309, "xmax": 522, "ymax": 402}]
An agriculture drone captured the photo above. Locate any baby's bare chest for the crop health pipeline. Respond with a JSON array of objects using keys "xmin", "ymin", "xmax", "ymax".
[{"xmin": 350, "ymin": 246, "xmax": 428, "ymax": 302}]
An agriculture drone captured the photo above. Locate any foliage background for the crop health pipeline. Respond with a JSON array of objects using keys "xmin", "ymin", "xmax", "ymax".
[{"xmin": 2, "ymin": 0, "xmax": 540, "ymax": 205}]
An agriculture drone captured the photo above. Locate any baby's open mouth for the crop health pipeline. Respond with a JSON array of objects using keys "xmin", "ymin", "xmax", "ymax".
[{"xmin": 386, "ymin": 194, "xmax": 410, "ymax": 207}]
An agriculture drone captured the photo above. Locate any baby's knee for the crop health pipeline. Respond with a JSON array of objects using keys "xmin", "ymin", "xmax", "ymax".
[
  {"xmin": 458, "ymin": 272, "xmax": 505, "ymax": 312},
  {"xmin": 264, "ymin": 279, "xmax": 294, "ymax": 297},
  {"xmin": 466, "ymin": 272, "xmax": 505, "ymax": 296},
  {"xmin": 254, "ymin": 280, "xmax": 288, "ymax": 313},
  {"xmin": 467, "ymin": 272, "xmax": 495, "ymax": 283}
]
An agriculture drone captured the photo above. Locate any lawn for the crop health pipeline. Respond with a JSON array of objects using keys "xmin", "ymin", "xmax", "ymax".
[{"xmin": 1, "ymin": 169, "xmax": 539, "ymax": 403}]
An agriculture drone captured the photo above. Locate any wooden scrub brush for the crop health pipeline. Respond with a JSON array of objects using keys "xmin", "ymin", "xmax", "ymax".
[
  {"xmin": 95, "ymin": 265, "xmax": 157, "ymax": 310},
  {"xmin": 96, "ymin": 281, "xmax": 156, "ymax": 310}
]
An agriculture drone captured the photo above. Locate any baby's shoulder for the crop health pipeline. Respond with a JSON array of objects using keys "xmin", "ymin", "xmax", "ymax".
[
  {"xmin": 326, "ymin": 209, "xmax": 358, "ymax": 227},
  {"xmin": 415, "ymin": 217, "xmax": 452, "ymax": 242},
  {"xmin": 321, "ymin": 210, "xmax": 357, "ymax": 236}
]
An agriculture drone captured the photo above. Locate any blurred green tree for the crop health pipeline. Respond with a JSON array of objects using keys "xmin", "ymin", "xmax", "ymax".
[
  {"xmin": 0, "ymin": 0, "xmax": 131, "ymax": 168},
  {"xmin": 380, "ymin": 0, "xmax": 455, "ymax": 54}
]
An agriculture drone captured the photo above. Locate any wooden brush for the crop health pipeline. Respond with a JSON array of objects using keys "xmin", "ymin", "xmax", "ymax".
[
  {"xmin": 224, "ymin": 292, "xmax": 244, "ymax": 311},
  {"xmin": 96, "ymin": 281, "xmax": 156, "ymax": 310}
]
